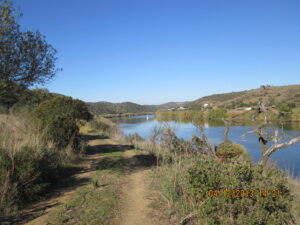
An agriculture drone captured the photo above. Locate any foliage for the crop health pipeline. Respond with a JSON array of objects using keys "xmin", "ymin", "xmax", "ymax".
[
  {"xmin": 88, "ymin": 116, "xmax": 121, "ymax": 138},
  {"xmin": 208, "ymin": 108, "xmax": 227, "ymax": 119},
  {"xmin": 187, "ymin": 159, "xmax": 294, "ymax": 224},
  {"xmin": 278, "ymin": 103, "xmax": 292, "ymax": 113},
  {"xmin": 291, "ymin": 109, "xmax": 300, "ymax": 121},
  {"xmin": 0, "ymin": 115, "xmax": 62, "ymax": 219},
  {"xmin": 0, "ymin": 80, "xmax": 27, "ymax": 109},
  {"xmin": 216, "ymin": 141, "xmax": 251, "ymax": 162},
  {"xmin": 33, "ymin": 96, "xmax": 92, "ymax": 148},
  {"xmin": 277, "ymin": 103, "xmax": 292, "ymax": 118},
  {"xmin": 0, "ymin": 1, "xmax": 60, "ymax": 86},
  {"xmin": 187, "ymin": 85, "xmax": 300, "ymax": 111},
  {"xmin": 87, "ymin": 101, "xmax": 156, "ymax": 114},
  {"xmin": 0, "ymin": 1, "xmax": 60, "ymax": 109},
  {"xmin": 153, "ymin": 130, "xmax": 295, "ymax": 225}
]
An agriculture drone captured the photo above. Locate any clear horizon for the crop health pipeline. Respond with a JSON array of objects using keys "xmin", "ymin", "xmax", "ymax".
[{"xmin": 13, "ymin": 0, "xmax": 300, "ymax": 105}]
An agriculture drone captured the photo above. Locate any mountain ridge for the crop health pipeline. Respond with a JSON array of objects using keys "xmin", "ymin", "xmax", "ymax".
[{"xmin": 86, "ymin": 84, "xmax": 300, "ymax": 114}]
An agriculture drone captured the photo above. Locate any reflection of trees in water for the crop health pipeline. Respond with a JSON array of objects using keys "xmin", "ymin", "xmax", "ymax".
[
  {"xmin": 110, "ymin": 116, "xmax": 155, "ymax": 124},
  {"xmin": 281, "ymin": 122, "xmax": 300, "ymax": 131}
]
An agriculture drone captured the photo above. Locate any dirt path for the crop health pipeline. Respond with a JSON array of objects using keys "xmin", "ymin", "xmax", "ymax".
[
  {"xmin": 21, "ymin": 138, "xmax": 118, "ymax": 225},
  {"xmin": 15, "ymin": 135, "xmax": 160, "ymax": 225},
  {"xmin": 117, "ymin": 150, "xmax": 156, "ymax": 225}
]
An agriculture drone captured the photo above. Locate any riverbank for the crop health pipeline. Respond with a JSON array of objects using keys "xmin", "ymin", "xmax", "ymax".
[
  {"xmin": 124, "ymin": 126, "xmax": 300, "ymax": 224},
  {"xmin": 156, "ymin": 108, "xmax": 300, "ymax": 123},
  {"xmin": 101, "ymin": 112, "xmax": 155, "ymax": 118}
]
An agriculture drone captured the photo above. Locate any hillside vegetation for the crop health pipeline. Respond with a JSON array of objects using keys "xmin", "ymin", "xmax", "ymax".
[
  {"xmin": 188, "ymin": 85, "xmax": 300, "ymax": 109},
  {"xmin": 87, "ymin": 101, "xmax": 157, "ymax": 114},
  {"xmin": 87, "ymin": 85, "xmax": 300, "ymax": 115}
]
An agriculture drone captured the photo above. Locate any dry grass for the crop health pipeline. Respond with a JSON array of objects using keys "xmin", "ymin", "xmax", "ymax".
[
  {"xmin": 189, "ymin": 84, "xmax": 300, "ymax": 108},
  {"xmin": 288, "ymin": 177, "xmax": 300, "ymax": 224},
  {"xmin": 0, "ymin": 114, "xmax": 53, "ymax": 156}
]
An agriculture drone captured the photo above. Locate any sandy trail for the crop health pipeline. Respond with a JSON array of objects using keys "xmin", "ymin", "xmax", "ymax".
[
  {"xmin": 117, "ymin": 150, "xmax": 156, "ymax": 225},
  {"xmin": 22, "ymin": 138, "xmax": 117, "ymax": 225},
  {"xmin": 17, "ymin": 137, "xmax": 159, "ymax": 225}
]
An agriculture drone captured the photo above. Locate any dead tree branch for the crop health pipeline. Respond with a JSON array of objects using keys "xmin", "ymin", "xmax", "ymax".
[{"xmin": 241, "ymin": 101, "xmax": 300, "ymax": 166}]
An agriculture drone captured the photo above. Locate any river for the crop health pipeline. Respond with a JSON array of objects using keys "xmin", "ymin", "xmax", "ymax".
[{"xmin": 111, "ymin": 114, "xmax": 300, "ymax": 177}]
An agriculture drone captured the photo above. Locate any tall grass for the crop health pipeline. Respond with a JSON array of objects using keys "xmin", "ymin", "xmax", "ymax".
[
  {"xmin": 0, "ymin": 114, "xmax": 79, "ymax": 219},
  {"xmin": 83, "ymin": 115, "xmax": 122, "ymax": 139}
]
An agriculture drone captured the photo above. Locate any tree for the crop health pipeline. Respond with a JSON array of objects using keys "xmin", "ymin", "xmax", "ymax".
[
  {"xmin": 241, "ymin": 102, "xmax": 300, "ymax": 166},
  {"xmin": 0, "ymin": 1, "xmax": 60, "ymax": 108}
]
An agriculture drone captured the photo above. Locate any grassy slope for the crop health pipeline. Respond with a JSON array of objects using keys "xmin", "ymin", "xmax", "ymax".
[{"xmin": 188, "ymin": 84, "xmax": 300, "ymax": 108}]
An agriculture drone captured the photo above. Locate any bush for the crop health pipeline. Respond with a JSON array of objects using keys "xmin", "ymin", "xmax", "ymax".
[
  {"xmin": 277, "ymin": 103, "xmax": 292, "ymax": 118},
  {"xmin": 89, "ymin": 116, "xmax": 121, "ymax": 138},
  {"xmin": 155, "ymin": 131, "xmax": 294, "ymax": 225},
  {"xmin": 33, "ymin": 96, "xmax": 91, "ymax": 148},
  {"xmin": 216, "ymin": 142, "xmax": 251, "ymax": 162},
  {"xmin": 291, "ymin": 109, "xmax": 300, "ymax": 121},
  {"xmin": 186, "ymin": 159, "xmax": 294, "ymax": 224},
  {"xmin": 0, "ymin": 144, "xmax": 61, "ymax": 219},
  {"xmin": 90, "ymin": 119, "xmax": 110, "ymax": 132},
  {"xmin": 208, "ymin": 108, "xmax": 227, "ymax": 120},
  {"xmin": 0, "ymin": 115, "xmax": 62, "ymax": 218},
  {"xmin": 0, "ymin": 106, "xmax": 90, "ymax": 218}
]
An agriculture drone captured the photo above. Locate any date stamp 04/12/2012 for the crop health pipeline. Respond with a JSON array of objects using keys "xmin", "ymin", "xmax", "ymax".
[{"xmin": 207, "ymin": 189, "xmax": 281, "ymax": 198}]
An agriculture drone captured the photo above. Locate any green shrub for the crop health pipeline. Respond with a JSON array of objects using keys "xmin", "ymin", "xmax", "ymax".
[
  {"xmin": 0, "ymin": 147, "xmax": 51, "ymax": 217},
  {"xmin": 216, "ymin": 142, "xmax": 251, "ymax": 162},
  {"xmin": 291, "ymin": 109, "xmax": 300, "ymax": 121},
  {"xmin": 208, "ymin": 108, "xmax": 227, "ymax": 120},
  {"xmin": 187, "ymin": 159, "xmax": 294, "ymax": 224},
  {"xmin": 277, "ymin": 103, "xmax": 292, "ymax": 118},
  {"xmin": 33, "ymin": 96, "xmax": 91, "ymax": 148}
]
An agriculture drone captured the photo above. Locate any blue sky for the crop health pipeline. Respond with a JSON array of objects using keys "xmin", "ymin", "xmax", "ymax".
[{"xmin": 11, "ymin": 0, "xmax": 300, "ymax": 104}]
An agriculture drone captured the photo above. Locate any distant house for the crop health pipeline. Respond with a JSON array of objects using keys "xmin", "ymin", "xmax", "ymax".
[
  {"xmin": 203, "ymin": 103, "xmax": 209, "ymax": 108},
  {"xmin": 178, "ymin": 106, "xmax": 186, "ymax": 110},
  {"xmin": 167, "ymin": 108, "xmax": 175, "ymax": 111}
]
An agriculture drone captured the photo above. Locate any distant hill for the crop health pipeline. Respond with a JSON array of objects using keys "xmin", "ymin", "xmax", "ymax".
[
  {"xmin": 86, "ymin": 101, "xmax": 157, "ymax": 114},
  {"xmin": 87, "ymin": 85, "xmax": 300, "ymax": 114},
  {"xmin": 155, "ymin": 101, "xmax": 190, "ymax": 111},
  {"xmin": 187, "ymin": 85, "xmax": 300, "ymax": 109},
  {"xmin": 86, "ymin": 101, "xmax": 190, "ymax": 115}
]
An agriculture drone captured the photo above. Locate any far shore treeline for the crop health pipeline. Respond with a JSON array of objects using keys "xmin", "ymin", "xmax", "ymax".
[{"xmin": 87, "ymin": 84, "xmax": 300, "ymax": 122}]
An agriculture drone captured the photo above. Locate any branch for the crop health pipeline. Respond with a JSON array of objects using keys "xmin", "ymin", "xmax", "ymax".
[
  {"xmin": 263, "ymin": 136, "xmax": 300, "ymax": 158},
  {"xmin": 222, "ymin": 117, "xmax": 230, "ymax": 143}
]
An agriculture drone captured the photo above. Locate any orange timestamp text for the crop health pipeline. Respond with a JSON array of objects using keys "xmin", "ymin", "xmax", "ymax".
[{"xmin": 207, "ymin": 189, "xmax": 280, "ymax": 198}]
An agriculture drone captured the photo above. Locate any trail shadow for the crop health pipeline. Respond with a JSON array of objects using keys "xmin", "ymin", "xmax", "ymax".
[
  {"xmin": 87, "ymin": 144, "xmax": 134, "ymax": 155},
  {"xmin": 81, "ymin": 134, "xmax": 108, "ymax": 141},
  {"xmin": 4, "ymin": 139, "xmax": 154, "ymax": 225},
  {"xmin": 3, "ymin": 163, "xmax": 93, "ymax": 224},
  {"xmin": 2, "ymin": 202, "xmax": 60, "ymax": 225},
  {"xmin": 95, "ymin": 152, "xmax": 157, "ymax": 171},
  {"xmin": 2, "ymin": 175, "xmax": 91, "ymax": 225}
]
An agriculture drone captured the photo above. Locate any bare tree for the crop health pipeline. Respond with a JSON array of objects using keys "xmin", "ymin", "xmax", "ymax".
[
  {"xmin": 192, "ymin": 124, "xmax": 215, "ymax": 157},
  {"xmin": 222, "ymin": 117, "xmax": 230, "ymax": 143},
  {"xmin": 241, "ymin": 102, "xmax": 300, "ymax": 166}
]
